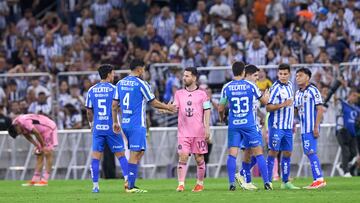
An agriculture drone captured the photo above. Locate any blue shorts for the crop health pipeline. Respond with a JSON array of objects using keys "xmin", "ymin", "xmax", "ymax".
[
  {"xmin": 92, "ymin": 133, "xmax": 125, "ymax": 153},
  {"xmin": 240, "ymin": 130, "xmax": 263, "ymax": 149},
  {"xmin": 268, "ymin": 128, "xmax": 293, "ymax": 151},
  {"xmin": 301, "ymin": 132, "xmax": 318, "ymax": 154},
  {"xmin": 228, "ymin": 127, "xmax": 262, "ymax": 149},
  {"xmin": 123, "ymin": 127, "xmax": 147, "ymax": 151}
]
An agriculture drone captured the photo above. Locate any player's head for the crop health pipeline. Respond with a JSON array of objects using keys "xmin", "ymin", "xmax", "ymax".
[
  {"xmin": 232, "ymin": 61, "xmax": 245, "ymax": 77},
  {"xmin": 296, "ymin": 67, "xmax": 312, "ymax": 86},
  {"xmin": 98, "ymin": 64, "xmax": 114, "ymax": 82},
  {"xmin": 130, "ymin": 59, "xmax": 145, "ymax": 75},
  {"xmin": 7, "ymin": 124, "xmax": 19, "ymax": 139},
  {"xmin": 245, "ymin": 64, "xmax": 259, "ymax": 83},
  {"xmin": 278, "ymin": 63, "xmax": 291, "ymax": 84},
  {"xmin": 348, "ymin": 89, "xmax": 359, "ymax": 104},
  {"xmin": 183, "ymin": 67, "xmax": 198, "ymax": 87}
]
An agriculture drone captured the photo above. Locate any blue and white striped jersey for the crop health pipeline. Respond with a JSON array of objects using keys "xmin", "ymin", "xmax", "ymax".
[
  {"xmin": 113, "ymin": 75, "xmax": 155, "ymax": 128},
  {"xmin": 294, "ymin": 84, "xmax": 323, "ymax": 134},
  {"xmin": 268, "ymin": 80, "xmax": 294, "ymax": 129},
  {"xmin": 85, "ymin": 82, "xmax": 116, "ymax": 135}
]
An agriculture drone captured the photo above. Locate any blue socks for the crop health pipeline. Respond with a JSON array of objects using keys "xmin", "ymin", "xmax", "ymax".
[
  {"xmin": 266, "ymin": 156, "xmax": 275, "ymax": 182},
  {"xmin": 128, "ymin": 163, "xmax": 138, "ymax": 189},
  {"xmin": 118, "ymin": 156, "xmax": 129, "ymax": 180},
  {"xmin": 227, "ymin": 155, "xmax": 237, "ymax": 185},
  {"xmin": 256, "ymin": 154, "xmax": 269, "ymax": 184},
  {"xmin": 91, "ymin": 159, "xmax": 100, "ymax": 184},
  {"xmin": 281, "ymin": 156, "xmax": 291, "ymax": 183},
  {"xmin": 250, "ymin": 156, "xmax": 257, "ymax": 169},
  {"xmin": 241, "ymin": 162, "xmax": 252, "ymax": 183},
  {"xmin": 307, "ymin": 153, "xmax": 323, "ymax": 180}
]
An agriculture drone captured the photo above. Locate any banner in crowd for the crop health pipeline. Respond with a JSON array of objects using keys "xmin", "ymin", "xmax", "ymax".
[{"xmin": 341, "ymin": 99, "xmax": 360, "ymax": 136}]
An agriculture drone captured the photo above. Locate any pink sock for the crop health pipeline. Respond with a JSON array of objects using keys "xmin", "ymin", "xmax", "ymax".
[
  {"xmin": 177, "ymin": 162, "xmax": 187, "ymax": 183},
  {"xmin": 32, "ymin": 171, "xmax": 41, "ymax": 182},
  {"xmin": 42, "ymin": 171, "xmax": 50, "ymax": 181},
  {"xmin": 197, "ymin": 161, "xmax": 206, "ymax": 181}
]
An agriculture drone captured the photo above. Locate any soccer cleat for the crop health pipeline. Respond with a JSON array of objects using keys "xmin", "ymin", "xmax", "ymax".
[
  {"xmin": 303, "ymin": 180, "xmax": 326, "ymax": 189},
  {"xmin": 243, "ymin": 182, "xmax": 258, "ymax": 190},
  {"xmin": 92, "ymin": 187, "xmax": 100, "ymax": 193},
  {"xmin": 235, "ymin": 173, "xmax": 245, "ymax": 189},
  {"xmin": 192, "ymin": 184, "xmax": 204, "ymax": 192},
  {"xmin": 344, "ymin": 172, "xmax": 352, "ymax": 178},
  {"xmin": 281, "ymin": 182, "xmax": 300, "ymax": 190},
  {"xmin": 34, "ymin": 180, "xmax": 48, "ymax": 186},
  {"xmin": 176, "ymin": 185, "xmax": 185, "ymax": 192},
  {"xmin": 264, "ymin": 182, "xmax": 273, "ymax": 190},
  {"xmin": 126, "ymin": 187, "xmax": 148, "ymax": 193},
  {"xmin": 229, "ymin": 185, "xmax": 236, "ymax": 191},
  {"xmin": 21, "ymin": 181, "xmax": 36, "ymax": 186}
]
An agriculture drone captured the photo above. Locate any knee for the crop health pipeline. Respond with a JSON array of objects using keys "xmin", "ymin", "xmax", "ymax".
[
  {"xmin": 115, "ymin": 151, "xmax": 125, "ymax": 158},
  {"xmin": 179, "ymin": 154, "xmax": 189, "ymax": 163},
  {"xmin": 195, "ymin": 155, "xmax": 204, "ymax": 164},
  {"xmin": 268, "ymin": 150, "xmax": 279, "ymax": 157},
  {"xmin": 283, "ymin": 151, "xmax": 292, "ymax": 157}
]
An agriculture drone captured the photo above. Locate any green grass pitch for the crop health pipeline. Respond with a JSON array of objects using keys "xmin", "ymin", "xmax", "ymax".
[{"xmin": 0, "ymin": 177, "xmax": 359, "ymax": 203}]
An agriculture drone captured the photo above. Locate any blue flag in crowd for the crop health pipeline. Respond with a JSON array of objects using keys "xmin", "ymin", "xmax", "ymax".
[{"xmin": 341, "ymin": 100, "xmax": 360, "ymax": 137}]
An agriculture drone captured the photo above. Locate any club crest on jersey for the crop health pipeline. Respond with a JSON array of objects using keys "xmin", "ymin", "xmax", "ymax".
[{"xmin": 185, "ymin": 107, "xmax": 194, "ymax": 117}]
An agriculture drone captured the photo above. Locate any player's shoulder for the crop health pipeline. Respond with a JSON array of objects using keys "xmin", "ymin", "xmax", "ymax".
[
  {"xmin": 87, "ymin": 83, "xmax": 98, "ymax": 94},
  {"xmin": 222, "ymin": 80, "xmax": 233, "ymax": 90},
  {"xmin": 243, "ymin": 79, "xmax": 258, "ymax": 89},
  {"xmin": 307, "ymin": 83, "xmax": 321, "ymax": 94},
  {"xmin": 195, "ymin": 88, "xmax": 208, "ymax": 97}
]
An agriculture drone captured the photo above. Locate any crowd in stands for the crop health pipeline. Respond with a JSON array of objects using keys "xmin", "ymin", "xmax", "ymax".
[{"xmin": 0, "ymin": 0, "xmax": 359, "ymax": 129}]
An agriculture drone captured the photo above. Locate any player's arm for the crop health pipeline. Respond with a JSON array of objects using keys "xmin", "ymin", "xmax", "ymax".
[
  {"xmin": 259, "ymin": 89, "xmax": 270, "ymax": 105},
  {"xmin": 86, "ymin": 109, "xmax": 93, "ymax": 128},
  {"xmin": 150, "ymin": 99, "xmax": 177, "ymax": 113},
  {"xmin": 203, "ymin": 99, "xmax": 211, "ymax": 142},
  {"xmin": 313, "ymin": 88, "xmax": 324, "ymax": 138},
  {"xmin": 112, "ymin": 99, "xmax": 122, "ymax": 134},
  {"xmin": 266, "ymin": 99, "xmax": 293, "ymax": 112},
  {"xmin": 31, "ymin": 128, "xmax": 45, "ymax": 149},
  {"xmin": 218, "ymin": 86, "xmax": 228, "ymax": 122}
]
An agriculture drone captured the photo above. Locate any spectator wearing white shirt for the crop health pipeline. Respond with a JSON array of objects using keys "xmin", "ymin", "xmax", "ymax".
[
  {"xmin": 153, "ymin": 6, "xmax": 175, "ymax": 46},
  {"xmin": 315, "ymin": 7, "xmax": 333, "ymax": 34},
  {"xmin": 66, "ymin": 85, "xmax": 84, "ymax": 113},
  {"xmin": 307, "ymin": 22, "xmax": 325, "ymax": 58},
  {"xmin": 265, "ymin": 0, "xmax": 286, "ymax": 24},
  {"xmin": 76, "ymin": 8, "xmax": 94, "ymax": 34},
  {"xmin": 246, "ymin": 35, "xmax": 268, "ymax": 65},
  {"xmin": 28, "ymin": 92, "xmax": 52, "ymax": 116},
  {"xmin": 58, "ymin": 80, "xmax": 71, "ymax": 108},
  {"xmin": 64, "ymin": 103, "xmax": 82, "ymax": 129},
  {"xmin": 27, "ymin": 77, "xmax": 50, "ymax": 99},
  {"xmin": 168, "ymin": 34, "xmax": 184, "ymax": 60},
  {"xmin": 207, "ymin": 45, "xmax": 229, "ymax": 86},
  {"xmin": 37, "ymin": 33, "xmax": 62, "ymax": 68},
  {"xmin": 209, "ymin": 0, "xmax": 233, "ymax": 20},
  {"xmin": 188, "ymin": 0, "xmax": 206, "ymax": 27},
  {"xmin": 55, "ymin": 24, "xmax": 74, "ymax": 49},
  {"xmin": 91, "ymin": 0, "xmax": 112, "ymax": 36},
  {"xmin": 0, "ymin": 0, "xmax": 9, "ymax": 31},
  {"xmin": 344, "ymin": 0, "xmax": 355, "ymax": 25},
  {"xmin": 16, "ymin": 9, "xmax": 32, "ymax": 34}
]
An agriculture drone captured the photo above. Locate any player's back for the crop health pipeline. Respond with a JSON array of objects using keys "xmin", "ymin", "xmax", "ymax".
[
  {"xmin": 222, "ymin": 79, "xmax": 262, "ymax": 129},
  {"xmin": 86, "ymin": 82, "xmax": 116, "ymax": 135},
  {"xmin": 116, "ymin": 75, "xmax": 154, "ymax": 129}
]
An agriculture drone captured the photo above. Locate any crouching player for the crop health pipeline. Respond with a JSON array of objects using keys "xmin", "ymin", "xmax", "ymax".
[{"xmin": 8, "ymin": 114, "xmax": 58, "ymax": 186}]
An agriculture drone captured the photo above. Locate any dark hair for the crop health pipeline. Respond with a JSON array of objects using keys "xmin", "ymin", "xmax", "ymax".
[
  {"xmin": 232, "ymin": 61, "xmax": 245, "ymax": 76},
  {"xmin": 278, "ymin": 63, "xmax": 291, "ymax": 72},
  {"xmin": 98, "ymin": 64, "xmax": 114, "ymax": 79},
  {"xmin": 8, "ymin": 124, "xmax": 18, "ymax": 139},
  {"xmin": 296, "ymin": 67, "xmax": 312, "ymax": 78},
  {"xmin": 130, "ymin": 59, "xmax": 145, "ymax": 70},
  {"xmin": 184, "ymin": 67, "xmax": 198, "ymax": 78},
  {"xmin": 245, "ymin": 64, "xmax": 259, "ymax": 76}
]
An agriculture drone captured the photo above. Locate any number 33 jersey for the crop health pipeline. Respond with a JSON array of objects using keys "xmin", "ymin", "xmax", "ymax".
[
  {"xmin": 173, "ymin": 88, "xmax": 211, "ymax": 138},
  {"xmin": 220, "ymin": 79, "xmax": 262, "ymax": 129},
  {"xmin": 114, "ymin": 75, "xmax": 155, "ymax": 129},
  {"xmin": 86, "ymin": 82, "xmax": 117, "ymax": 135}
]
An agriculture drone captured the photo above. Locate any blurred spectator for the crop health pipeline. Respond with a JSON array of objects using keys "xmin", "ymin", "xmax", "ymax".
[
  {"xmin": 256, "ymin": 69, "xmax": 272, "ymax": 92},
  {"xmin": 37, "ymin": 33, "xmax": 62, "ymax": 68},
  {"xmin": 163, "ymin": 67, "xmax": 181, "ymax": 103},
  {"xmin": 306, "ymin": 22, "xmax": 325, "ymax": 58},
  {"xmin": 101, "ymin": 30, "xmax": 127, "ymax": 67},
  {"xmin": 60, "ymin": 0, "xmax": 83, "ymax": 29},
  {"xmin": 9, "ymin": 101, "xmax": 21, "ymax": 119},
  {"xmin": 27, "ymin": 77, "xmax": 50, "ymax": 98},
  {"xmin": 0, "ymin": 104, "xmax": 11, "ymax": 130},
  {"xmin": 209, "ymin": 0, "xmax": 232, "ymax": 20},
  {"xmin": 28, "ymin": 91, "xmax": 52, "ymax": 116},
  {"xmin": 153, "ymin": 6, "xmax": 175, "ymax": 46},
  {"xmin": 67, "ymin": 85, "xmax": 84, "ymax": 112},
  {"xmin": 16, "ymin": 9, "xmax": 32, "ymax": 34},
  {"xmin": 265, "ymin": 0, "xmax": 285, "ymax": 25},
  {"xmin": 0, "ymin": 0, "xmax": 8, "ymax": 32},
  {"xmin": 64, "ymin": 103, "xmax": 82, "ymax": 129},
  {"xmin": 141, "ymin": 23, "xmax": 165, "ymax": 50},
  {"xmin": 168, "ymin": 34, "xmax": 184, "ymax": 60},
  {"xmin": 76, "ymin": 8, "xmax": 93, "ymax": 34},
  {"xmin": 124, "ymin": 0, "xmax": 148, "ymax": 27},
  {"xmin": 325, "ymin": 31, "xmax": 350, "ymax": 63},
  {"xmin": 6, "ymin": 79, "xmax": 22, "ymax": 102},
  {"xmin": 188, "ymin": 0, "xmax": 206, "ymax": 27},
  {"xmin": 246, "ymin": 34, "xmax": 268, "ymax": 65},
  {"xmin": 91, "ymin": 0, "xmax": 112, "ymax": 37}
]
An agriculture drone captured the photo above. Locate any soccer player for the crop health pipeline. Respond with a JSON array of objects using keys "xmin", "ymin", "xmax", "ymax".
[
  {"xmin": 112, "ymin": 59, "xmax": 177, "ymax": 193},
  {"xmin": 173, "ymin": 67, "xmax": 211, "ymax": 192},
  {"xmin": 266, "ymin": 64, "xmax": 299, "ymax": 189},
  {"xmin": 7, "ymin": 114, "xmax": 58, "ymax": 186},
  {"xmin": 85, "ymin": 64, "xmax": 129, "ymax": 193},
  {"xmin": 294, "ymin": 68, "xmax": 326, "ymax": 189},
  {"xmin": 219, "ymin": 62, "xmax": 272, "ymax": 191},
  {"xmin": 235, "ymin": 64, "xmax": 262, "ymax": 190}
]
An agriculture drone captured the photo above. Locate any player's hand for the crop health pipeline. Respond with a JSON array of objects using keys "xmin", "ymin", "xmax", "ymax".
[
  {"xmin": 33, "ymin": 146, "xmax": 43, "ymax": 156},
  {"xmin": 263, "ymin": 89, "xmax": 270, "ymax": 101},
  {"xmin": 167, "ymin": 103, "xmax": 178, "ymax": 113},
  {"xmin": 313, "ymin": 128, "xmax": 320, "ymax": 138},
  {"xmin": 283, "ymin": 99, "xmax": 293, "ymax": 107},
  {"xmin": 113, "ymin": 123, "xmax": 121, "ymax": 134},
  {"xmin": 205, "ymin": 129, "xmax": 211, "ymax": 143}
]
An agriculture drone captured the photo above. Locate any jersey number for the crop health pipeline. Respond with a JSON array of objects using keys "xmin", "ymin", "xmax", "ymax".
[
  {"xmin": 123, "ymin": 92, "xmax": 130, "ymax": 109},
  {"xmin": 98, "ymin": 99, "xmax": 106, "ymax": 115},
  {"xmin": 231, "ymin": 97, "xmax": 249, "ymax": 113}
]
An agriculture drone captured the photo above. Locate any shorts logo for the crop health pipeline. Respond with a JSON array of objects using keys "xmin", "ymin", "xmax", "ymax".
[
  {"xmin": 303, "ymin": 140, "xmax": 310, "ymax": 150},
  {"xmin": 95, "ymin": 125, "xmax": 109, "ymax": 130},
  {"xmin": 178, "ymin": 144, "xmax": 182, "ymax": 150},
  {"xmin": 272, "ymin": 140, "xmax": 278, "ymax": 148}
]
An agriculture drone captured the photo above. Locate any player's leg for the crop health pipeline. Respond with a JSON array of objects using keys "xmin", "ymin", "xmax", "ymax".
[
  {"xmin": 227, "ymin": 128, "xmax": 241, "ymax": 191},
  {"xmin": 126, "ymin": 128, "xmax": 147, "ymax": 193},
  {"xmin": 34, "ymin": 148, "xmax": 53, "ymax": 186},
  {"xmin": 235, "ymin": 148, "xmax": 258, "ymax": 190},
  {"xmin": 107, "ymin": 133, "xmax": 128, "ymax": 188},
  {"xmin": 177, "ymin": 137, "xmax": 191, "ymax": 191},
  {"xmin": 91, "ymin": 134, "xmax": 105, "ymax": 192},
  {"xmin": 23, "ymin": 153, "xmax": 44, "ymax": 186},
  {"xmin": 192, "ymin": 137, "xmax": 208, "ymax": 192},
  {"xmin": 302, "ymin": 133, "xmax": 326, "ymax": 189},
  {"xmin": 280, "ymin": 130, "xmax": 299, "ymax": 189},
  {"xmin": 267, "ymin": 128, "xmax": 280, "ymax": 183}
]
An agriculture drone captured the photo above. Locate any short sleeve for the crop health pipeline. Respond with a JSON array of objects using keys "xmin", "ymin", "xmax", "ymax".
[
  {"xmin": 219, "ymin": 85, "xmax": 228, "ymax": 105},
  {"xmin": 202, "ymin": 92, "xmax": 211, "ymax": 110},
  {"xmin": 113, "ymin": 84, "xmax": 120, "ymax": 101},
  {"xmin": 311, "ymin": 87, "xmax": 323, "ymax": 105},
  {"xmin": 268, "ymin": 86, "xmax": 279, "ymax": 104},
  {"xmin": 140, "ymin": 80, "xmax": 155, "ymax": 102},
  {"xmin": 85, "ymin": 91, "xmax": 92, "ymax": 108}
]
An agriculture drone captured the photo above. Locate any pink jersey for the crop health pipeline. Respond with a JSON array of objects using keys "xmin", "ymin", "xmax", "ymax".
[
  {"xmin": 13, "ymin": 114, "xmax": 58, "ymax": 148},
  {"xmin": 174, "ymin": 88, "xmax": 210, "ymax": 138}
]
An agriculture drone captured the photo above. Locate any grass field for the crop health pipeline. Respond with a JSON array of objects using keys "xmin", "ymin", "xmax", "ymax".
[{"xmin": 0, "ymin": 177, "xmax": 359, "ymax": 203}]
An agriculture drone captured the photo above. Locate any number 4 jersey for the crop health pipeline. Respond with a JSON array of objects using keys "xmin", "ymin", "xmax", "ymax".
[
  {"xmin": 220, "ymin": 79, "xmax": 262, "ymax": 129},
  {"xmin": 85, "ymin": 82, "xmax": 116, "ymax": 135},
  {"xmin": 113, "ymin": 75, "xmax": 155, "ymax": 129}
]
